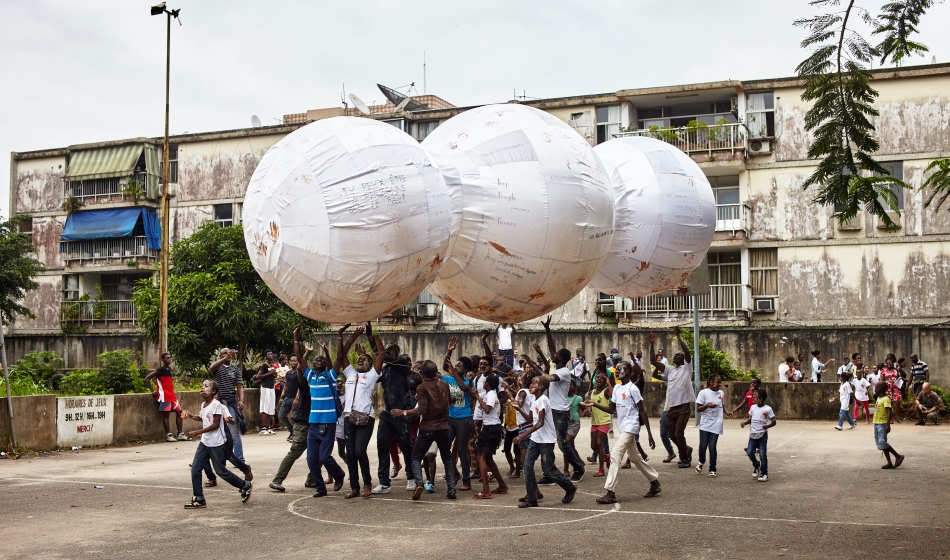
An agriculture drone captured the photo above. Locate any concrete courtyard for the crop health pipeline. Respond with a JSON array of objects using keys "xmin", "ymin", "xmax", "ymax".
[{"xmin": 1, "ymin": 418, "xmax": 948, "ymax": 559}]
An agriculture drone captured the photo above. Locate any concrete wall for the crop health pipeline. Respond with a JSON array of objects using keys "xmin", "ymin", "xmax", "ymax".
[{"xmin": 1, "ymin": 389, "xmax": 261, "ymax": 452}]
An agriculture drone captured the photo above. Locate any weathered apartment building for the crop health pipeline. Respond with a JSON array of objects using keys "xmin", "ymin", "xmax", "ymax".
[{"xmin": 8, "ymin": 66, "xmax": 950, "ymax": 385}]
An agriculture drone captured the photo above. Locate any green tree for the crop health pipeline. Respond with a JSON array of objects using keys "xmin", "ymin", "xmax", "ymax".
[
  {"xmin": 133, "ymin": 222, "xmax": 326, "ymax": 373},
  {"xmin": 678, "ymin": 329, "xmax": 757, "ymax": 382},
  {"xmin": 0, "ymin": 214, "xmax": 47, "ymax": 324},
  {"xmin": 795, "ymin": 0, "xmax": 950, "ymax": 225}
]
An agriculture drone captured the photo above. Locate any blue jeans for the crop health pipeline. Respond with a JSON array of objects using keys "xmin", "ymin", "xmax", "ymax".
[
  {"xmin": 746, "ymin": 432, "xmax": 769, "ymax": 475},
  {"xmin": 837, "ymin": 408, "xmax": 855, "ymax": 428},
  {"xmin": 448, "ymin": 416, "xmax": 473, "ymax": 485},
  {"xmin": 203, "ymin": 402, "xmax": 250, "ymax": 481},
  {"xmin": 307, "ymin": 423, "xmax": 346, "ymax": 493},
  {"xmin": 697, "ymin": 430, "xmax": 719, "ymax": 471},
  {"xmin": 524, "ymin": 440, "xmax": 573, "ymax": 503},
  {"xmin": 552, "ymin": 409, "xmax": 584, "ymax": 473},
  {"xmin": 659, "ymin": 410, "xmax": 675, "ymax": 456},
  {"xmin": 191, "ymin": 442, "xmax": 246, "ymax": 500}
]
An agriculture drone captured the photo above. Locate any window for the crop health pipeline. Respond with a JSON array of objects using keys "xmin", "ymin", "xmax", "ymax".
[
  {"xmin": 18, "ymin": 217, "xmax": 33, "ymax": 241},
  {"xmin": 750, "ymin": 249, "xmax": 778, "ymax": 297},
  {"xmin": 382, "ymin": 119, "xmax": 407, "ymax": 132},
  {"xmin": 596, "ymin": 105, "xmax": 622, "ymax": 144},
  {"xmin": 63, "ymin": 274, "xmax": 80, "ymax": 301},
  {"xmin": 877, "ymin": 161, "xmax": 904, "ymax": 211},
  {"xmin": 101, "ymin": 273, "xmax": 149, "ymax": 300},
  {"xmin": 745, "ymin": 92, "xmax": 775, "ymax": 138},
  {"xmin": 160, "ymin": 145, "xmax": 178, "ymax": 183},
  {"xmin": 707, "ymin": 252, "xmax": 741, "ymax": 285},
  {"xmin": 213, "ymin": 204, "xmax": 233, "ymax": 227},
  {"xmin": 414, "ymin": 120, "xmax": 439, "ymax": 142}
]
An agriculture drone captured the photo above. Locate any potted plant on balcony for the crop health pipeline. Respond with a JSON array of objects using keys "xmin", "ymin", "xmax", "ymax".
[
  {"xmin": 121, "ymin": 175, "xmax": 145, "ymax": 204},
  {"xmin": 61, "ymin": 195, "xmax": 84, "ymax": 214}
]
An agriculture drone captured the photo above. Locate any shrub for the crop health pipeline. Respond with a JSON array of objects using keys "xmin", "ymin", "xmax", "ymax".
[
  {"xmin": 0, "ymin": 375, "xmax": 50, "ymax": 397},
  {"xmin": 97, "ymin": 350, "xmax": 146, "ymax": 394},
  {"xmin": 9, "ymin": 350, "xmax": 64, "ymax": 386},
  {"xmin": 57, "ymin": 369, "xmax": 108, "ymax": 396},
  {"xmin": 677, "ymin": 329, "xmax": 758, "ymax": 381}
]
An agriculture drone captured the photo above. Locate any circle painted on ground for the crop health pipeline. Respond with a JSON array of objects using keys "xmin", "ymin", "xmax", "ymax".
[{"xmin": 287, "ymin": 494, "xmax": 618, "ymax": 531}]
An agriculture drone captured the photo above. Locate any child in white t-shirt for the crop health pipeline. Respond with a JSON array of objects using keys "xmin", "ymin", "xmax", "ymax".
[
  {"xmin": 694, "ymin": 375, "xmax": 734, "ymax": 477},
  {"xmin": 852, "ymin": 370, "xmax": 871, "ymax": 424},
  {"xmin": 740, "ymin": 389, "xmax": 776, "ymax": 482},
  {"xmin": 830, "ymin": 376, "xmax": 856, "ymax": 430},
  {"xmin": 181, "ymin": 379, "xmax": 252, "ymax": 508}
]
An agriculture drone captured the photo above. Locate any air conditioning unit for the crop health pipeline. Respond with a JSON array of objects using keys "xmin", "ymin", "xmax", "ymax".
[
  {"xmin": 748, "ymin": 139, "xmax": 771, "ymax": 154},
  {"xmin": 753, "ymin": 297, "xmax": 775, "ymax": 313},
  {"xmin": 415, "ymin": 303, "xmax": 439, "ymax": 318}
]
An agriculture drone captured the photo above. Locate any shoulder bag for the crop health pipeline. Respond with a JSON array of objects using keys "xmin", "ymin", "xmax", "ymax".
[{"xmin": 347, "ymin": 372, "xmax": 370, "ymax": 426}]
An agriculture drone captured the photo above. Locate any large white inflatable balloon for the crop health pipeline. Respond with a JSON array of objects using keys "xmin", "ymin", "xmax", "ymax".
[
  {"xmin": 422, "ymin": 104, "xmax": 614, "ymax": 322},
  {"xmin": 589, "ymin": 136, "xmax": 716, "ymax": 296},
  {"xmin": 243, "ymin": 117, "xmax": 451, "ymax": 323}
]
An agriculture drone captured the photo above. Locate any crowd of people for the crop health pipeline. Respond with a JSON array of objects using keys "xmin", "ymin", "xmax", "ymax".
[{"xmin": 144, "ymin": 323, "xmax": 939, "ymax": 509}]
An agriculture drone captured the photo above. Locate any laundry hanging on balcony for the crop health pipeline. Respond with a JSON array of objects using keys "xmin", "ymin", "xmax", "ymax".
[{"xmin": 61, "ymin": 208, "xmax": 162, "ymax": 250}]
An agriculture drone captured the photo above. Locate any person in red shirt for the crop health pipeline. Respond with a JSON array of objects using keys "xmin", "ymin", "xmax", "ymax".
[
  {"xmin": 730, "ymin": 378, "xmax": 761, "ymax": 419},
  {"xmin": 145, "ymin": 352, "xmax": 187, "ymax": 442}
]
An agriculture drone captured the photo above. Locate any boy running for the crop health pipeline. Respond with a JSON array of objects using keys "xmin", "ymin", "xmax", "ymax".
[{"xmin": 514, "ymin": 376, "xmax": 576, "ymax": 508}]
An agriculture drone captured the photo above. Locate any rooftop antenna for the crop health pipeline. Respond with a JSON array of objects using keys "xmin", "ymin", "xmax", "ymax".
[
  {"xmin": 251, "ymin": 115, "xmax": 262, "ymax": 128},
  {"xmin": 423, "ymin": 52, "xmax": 427, "ymax": 95},
  {"xmin": 348, "ymin": 92, "xmax": 371, "ymax": 115}
]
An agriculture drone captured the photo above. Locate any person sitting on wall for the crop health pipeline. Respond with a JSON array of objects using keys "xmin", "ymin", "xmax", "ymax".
[{"xmin": 914, "ymin": 383, "xmax": 943, "ymax": 425}]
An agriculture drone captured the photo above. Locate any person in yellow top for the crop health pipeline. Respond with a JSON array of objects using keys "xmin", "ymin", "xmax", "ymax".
[
  {"xmin": 503, "ymin": 373, "xmax": 522, "ymax": 478},
  {"xmin": 584, "ymin": 371, "xmax": 613, "ymax": 477},
  {"xmin": 872, "ymin": 381, "xmax": 904, "ymax": 469}
]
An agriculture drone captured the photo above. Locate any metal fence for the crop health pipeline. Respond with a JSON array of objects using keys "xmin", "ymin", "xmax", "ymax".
[
  {"xmin": 64, "ymin": 172, "xmax": 148, "ymax": 200},
  {"xmin": 60, "ymin": 236, "xmax": 159, "ymax": 262},
  {"xmin": 61, "ymin": 299, "xmax": 138, "ymax": 326},
  {"xmin": 716, "ymin": 203, "xmax": 751, "ymax": 232},
  {"xmin": 614, "ymin": 122, "xmax": 747, "ymax": 155},
  {"xmin": 612, "ymin": 284, "xmax": 749, "ymax": 318}
]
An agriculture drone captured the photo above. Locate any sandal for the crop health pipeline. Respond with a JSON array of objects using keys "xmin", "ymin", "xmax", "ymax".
[
  {"xmin": 473, "ymin": 492, "xmax": 492, "ymax": 500},
  {"xmin": 596, "ymin": 495, "xmax": 617, "ymax": 504},
  {"xmin": 491, "ymin": 487, "xmax": 508, "ymax": 494},
  {"xmin": 592, "ymin": 469, "xmax": 606, "ymax": 477},
  {"xmin": 508, "ymin": 472, "xmax": 522, "ymax": 479},
  {"xmin": 621, "ymin": 462, "xmax": 632, "ymax": 469}
]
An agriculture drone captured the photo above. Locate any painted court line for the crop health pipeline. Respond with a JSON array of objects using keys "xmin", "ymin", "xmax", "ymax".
[{"xmin": 5, "ymin": 477, "xmax": 946, "ymax": 532}]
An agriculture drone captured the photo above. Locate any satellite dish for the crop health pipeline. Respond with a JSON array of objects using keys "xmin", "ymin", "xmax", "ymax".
[
  {"xmin": 394, "ymin": 97, "xmax": 411, "ymax": 112},
  {"xmin": 377, "ymin": 83, "xmax": 429, "ymax": 111},
  {"xmin": 251, "ymin": 115, "xmax": 262, "ymax": 128},
  {"xmin": 348, "ymin": 93, "xmax": 371, "ymax": 115}
]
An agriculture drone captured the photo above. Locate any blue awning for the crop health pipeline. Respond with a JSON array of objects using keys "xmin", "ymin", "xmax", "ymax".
[{"xmin": 61, "ymin": 208, "xmax": 162, "ymax": 250}]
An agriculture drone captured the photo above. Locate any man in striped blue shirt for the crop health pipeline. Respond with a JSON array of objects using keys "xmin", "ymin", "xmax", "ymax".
[{"xmin": 295, "ymin": 325, "xmax": 346, "ymax": 498}]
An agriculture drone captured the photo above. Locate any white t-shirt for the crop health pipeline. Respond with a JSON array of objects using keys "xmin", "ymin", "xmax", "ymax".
[
  {"xmin": 199, "ymin": 398, "xmax": 229, "ymax": 447},
  {"xmin": 665, "ymin": 363, "xmax": 695, "ymax": 407},
  {"xmin": 838, "ymin": 381, "xmax": 853, "ymax": 410},
  {"xmin": 748, "ymin": 404, "xmax": 775, "ymax": 437},
  {"xmin": 343, "ymin": 365, "xmax": 380, "ymax": 416},
  {"xmin": 868, "ymin": 372, "xmax": 880, "ymax": 388},
  {"xmin": 837, "ymin": 363, "xmax": 854, "ymax": 379},
  {"xmin": 497, "ymin": 327, "xmax": 513, "ymax": 350},
  {"xmin": 852, "ymin": 377, "xmax": 870, "ymax": 401},
  {"xmin": 529, "ymin": 394, "xmax": 556, "ymax": 444},
  {"xmin": 612, "ymin": 381, "xmax": 643, "ymax": 435},
  {"xmin": 481, "ymin": 390, "xmax": 501, "ymax": 426},
  {"xmin": 811, "ymin": 357, "xmax": 822, "ymax": 382},
  {"xmin": 547, "ymin": 367, "xmax": 572, "ymax": 411},
  {"xmin": 778, "ymin": 363, "xmax": 790, "ymax": 382},
  {"xmin": 515, "ymin": 389, "xmax": 533, "ymax": 425},
  {"xmin": 696, "ymin": 388, "xmax": 725, "ymax": 435},
  {"xmin": 473, "ymin": 373, "xmax": 488, "ymax": 421}
]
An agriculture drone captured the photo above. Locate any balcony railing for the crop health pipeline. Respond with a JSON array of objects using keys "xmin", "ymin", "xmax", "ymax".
[
  {"xmin": 60, "ymin": 236, "xmax": 159, "ymax": 263},
  {"xmin": 64, "ymin": 172, "xmax": 149, "ymax": 200},
  {"xmin": 61, "ymin": 299, "xmax": 138, "ymax": 326},
  {"xmin": 608, "ymin": 284, "xmax": 750, "ymax": 319},
  {"xmin": 716, "ymin": 203, "xmax": 751, "ymax": 232},
  {"xmin": 614, "ymin": 122, "xmax": 747, "ymax": 155}
]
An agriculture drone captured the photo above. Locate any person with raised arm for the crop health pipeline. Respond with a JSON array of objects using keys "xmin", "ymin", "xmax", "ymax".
[
  {"xmin": 337, "ymin": 323, "xmax": 384, "ymax": 499},
  {"xmin": 650, "ymin": 327, "xmax": 695, "ymax": 468},
  {"xmin": 443, "ymin": 336, "xmax": 476, "ymax": 491}
]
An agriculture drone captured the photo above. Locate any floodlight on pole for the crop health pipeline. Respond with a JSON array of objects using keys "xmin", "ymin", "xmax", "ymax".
[{"xmin": 152, "ymin": 3, "xmax": 180, "ymax": 355}]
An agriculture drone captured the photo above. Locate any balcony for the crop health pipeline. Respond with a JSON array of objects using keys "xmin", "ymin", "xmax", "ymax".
[
  {"xmin": 614, "ymin": 122, "xmax": 746, "ymax": 156},
  {"xmin": 609, "ymin": 284, "xmax": 750, "ymax": 320},
  {"xmin": 60, "ymin": 236, "xmax": 159, "ymax": 263},
  {"xmin": 716, "ymin": 203, "xmax": 751, "ymax": 232},
  {"xmin": 61, "ymin": 299, "xmax": 138, "ymax": 327}
]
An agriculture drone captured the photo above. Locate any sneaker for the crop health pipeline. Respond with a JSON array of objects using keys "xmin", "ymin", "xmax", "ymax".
[
  {"xmin": 371, "ymin": 484, "xmax": 391, "ymax": 494},
  {"xmin": 184, "ymin": 497, "xmax": 207, "ymax": 509},
  {"xmin": 268, "ymin": 482, "xmax": 286, "ymax": 492},
  {"xmin": 757, "ymin": 474, "xmax": 768, "ymax": 482},
  {"xmin": 165, "ymin": 433, "xmax": 176, "ymax": 442},
  {"xmin": 177, "ymin": 432, "xmax": 189, "ymax": 441},
  {"xmin": 240, "ymin": 482, "xmax": 253, "ymax": 502},
  {"xmin": 406, "ymin": 480, "xmax": 417, "ymax": 491},
  {"xmin": 259, "ymin": 429, "xmax": 270, "ymax": 436},
  {"xmin": 412, "ymin": 485, "xmax": 425, "ymax": 501},
  {"xmin": 424, "ymin": 480, "xmax": 435, "ymax": 493},
  {"xmin": 834, "ymin": 426, "xmax": 842, "ymax": 431},
  {"xmin": 537, "ymin": 476, "xmax": 556, "ymax": 486},
  {"xmin": 390, "ymin": 465, "xmax": 401, "ymax": 479},
  {"xmin": 708, "ymin": 471, "xmax": 717, "ymax": 478},
  {"xmin": 752, "ymin": 468, "xmax": 759, "ymax": 478},
  {"xmin": 569, "ymin": 470, "xmax": 585, "ymax": 483},
  {"xmin": 847, "ymin": 425, "xmax": 855, "ymax": 430},
  {"xmin": 695, "ymin": 463, "xmax": 703, "ymax": 474}
]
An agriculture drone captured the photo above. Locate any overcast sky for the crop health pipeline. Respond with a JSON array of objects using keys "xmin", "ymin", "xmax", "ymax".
[{"xmin": 3, "ymin": 0, "xmax": 948, "ymax": 217}]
